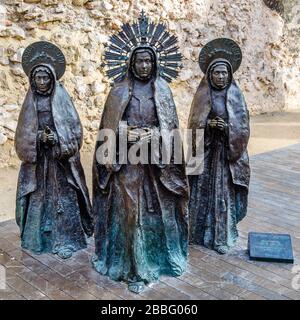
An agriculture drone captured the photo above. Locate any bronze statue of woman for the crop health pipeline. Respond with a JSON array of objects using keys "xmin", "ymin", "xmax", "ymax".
[
  {"xmin": 188, "ymin": 38, "xmax": 250, "ymax": 254},
  {"xmin": 15, "ymin": 41, "xmax": 94, "ymax": 259},
  {"xmin": 92, "ymin": 12, "xmax": 189, "ymax": 293}
]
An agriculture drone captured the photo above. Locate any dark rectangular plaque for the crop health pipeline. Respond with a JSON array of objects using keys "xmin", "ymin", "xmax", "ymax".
[{"xmin": 248, "ymin": 232, "xmax": 294, "ymax": 263}]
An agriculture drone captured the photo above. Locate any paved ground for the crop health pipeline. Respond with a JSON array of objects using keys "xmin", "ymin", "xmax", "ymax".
[{"xmin": 0, "ymin": 144, "xmax": 300, "ymax": 300}]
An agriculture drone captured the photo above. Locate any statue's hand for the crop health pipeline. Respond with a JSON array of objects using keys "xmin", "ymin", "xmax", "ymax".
[
  {"xmin": 215, "ymin": 117, "xmax": 228, "ymax": 131},
  {"xmin": 127, "ymin": 127, "xmax": 152, "ymax": 143},
  {"xmin": 41, "ymin": 126, "xmax": 57, "ymax": 146},
  {"xmin": 41, "ymin": 131, "xmax": 48, "ymax": 144},
  {"xmin": 139, "ymin": 129, "xmax": 152, "ymax": 143},
  {"xmin": 47, "ymin": 132, "xmax": 55, "ymax": 145},
  {"xmin": 127, "ymin": 127, "xmax": 139, "ymax": 142},
  {"xmin": 208, "ymin": 119, "xmax": 218, "ymax": 129}
]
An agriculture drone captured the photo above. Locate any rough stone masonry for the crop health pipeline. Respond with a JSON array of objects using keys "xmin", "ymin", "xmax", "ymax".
[{"xmin": 0, "ymin": 0, "xmax": 299, "ymax": 167}]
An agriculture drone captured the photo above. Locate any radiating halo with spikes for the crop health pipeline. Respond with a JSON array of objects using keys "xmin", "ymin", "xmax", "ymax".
[{"xmin": 102, "ymin": 11, "xmax": 182, "ymax": 84}]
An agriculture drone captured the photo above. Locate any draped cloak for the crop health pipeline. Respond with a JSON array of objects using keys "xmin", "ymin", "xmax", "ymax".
[
  {"xmin": 188, "ymin": 75, "xmax": 250, "ymax": 249},
  {"xmin": 15, "ymin": 65, "xmax": 94, "ymax": 245},
  {"xmin": 92, "ymin": 67, "xmax": 189, "ymax": 283}
]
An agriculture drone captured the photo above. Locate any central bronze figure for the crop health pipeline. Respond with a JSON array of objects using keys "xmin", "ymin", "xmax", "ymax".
[{"xmin": 92, "ymin": 12, "xmax": 189, "ymax": 294}]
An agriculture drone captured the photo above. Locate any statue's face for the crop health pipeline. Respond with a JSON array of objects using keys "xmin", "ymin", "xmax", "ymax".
[
  {"xmin": 133, "ymin": 51, "xmax": 153, "ymax": 80},
  {"xmin": 34, "ymin": 70, "xmax": 52, "ymax": 93},
  {"xmin": 211, "ymin": 64, "xmax": 229, "ymax": 89}
]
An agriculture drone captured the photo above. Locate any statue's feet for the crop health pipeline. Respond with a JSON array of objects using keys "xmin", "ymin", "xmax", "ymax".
[
  {"xmin": 57, "ymin": 248, "xmax": 73, "ymax": 259},
  {"xmin": 128, "ymin": 281, "xmax": 145, "ymax": 294},
  {"xmin": 91, "ymin": 255, "xmax": 108, "ymax": 275},
  {"xmin": 215, "ymin": 245, "xmax": 229, "ymax": 255}
]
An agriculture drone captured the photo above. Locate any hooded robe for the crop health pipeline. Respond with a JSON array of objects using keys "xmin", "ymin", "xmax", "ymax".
[
  {"xmin": 92, "ymin": 47, "xmax": 189, "ymax": 285},
  {"xmin": 15, "ymin": 64, "xmax": 93, "ymax": 256},
  {"xmin": 188, "ymin": 60, "xmax": 250, "ymax": 252}
]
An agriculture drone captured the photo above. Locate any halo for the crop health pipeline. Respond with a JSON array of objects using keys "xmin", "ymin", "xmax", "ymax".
[
  {"xmin": 103, "ymin": 10, "xmax": 182, "ymax": 83},
  {"xmin": 22, "ymin": 41, "xmax": 66, "ymax": 80},
  {"xmin": 199, "ymin": 38, "xmax": 242, "ymax": 74}
]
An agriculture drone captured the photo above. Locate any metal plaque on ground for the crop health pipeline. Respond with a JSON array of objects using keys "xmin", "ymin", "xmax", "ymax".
[{"xmin": 248, "ymin": 232, "xmax": 294, "ymax": 263}]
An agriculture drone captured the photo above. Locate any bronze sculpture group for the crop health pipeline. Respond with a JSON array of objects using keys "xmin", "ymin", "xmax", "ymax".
[{"xmin": 14, "ymin": 12, "xmax": 250, "ymax": 293}]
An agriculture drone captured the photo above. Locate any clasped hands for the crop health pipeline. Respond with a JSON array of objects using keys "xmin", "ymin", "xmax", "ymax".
[
  {"xmin": 41, "ymin": 126, "xmax": 56, "ymax": 145},
  {"xmin": 127, "ymin": 126, "xmax": 153, "ymax": 143},
  {"xmin": 208, "ymin": 116, "xmax": 228, "ymax": 131}
]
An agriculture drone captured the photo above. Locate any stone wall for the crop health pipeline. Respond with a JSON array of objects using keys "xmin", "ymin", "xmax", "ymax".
[
  {"xmin": 0, "ymin": 0, "xmax": 299, "ymax": 167},
  {"xmin": 281, "ymin": 0, "xmax": 300, "ymax": 110}
]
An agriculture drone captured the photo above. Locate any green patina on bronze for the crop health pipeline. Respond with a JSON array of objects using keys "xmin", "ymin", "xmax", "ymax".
[
  {"xmin": 15, "ymin": 42, "xmax": 93, "ymax": 259},
  {"xmin": 92, "ymin": 12, "xmax": 189, "ymax": 294}
]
